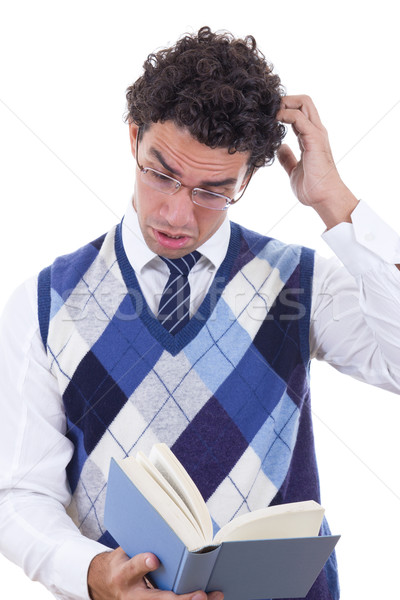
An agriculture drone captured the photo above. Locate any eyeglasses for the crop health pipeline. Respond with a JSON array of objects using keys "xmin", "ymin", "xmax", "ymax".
[{"xmin": 135, "ymin": 130, "xmax": 253, "ymax": 211}]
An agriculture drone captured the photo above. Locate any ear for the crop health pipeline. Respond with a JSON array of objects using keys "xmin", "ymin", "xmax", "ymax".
[
  {"xmin": 129, "ymin": 122, "xmax": 139, "ymax": 159},
  {"xmin": 233, "ymin": 166, "xmax": 256, "ymax": 204},
  {"xmin": 239, "ymin": 166, "xmax": 256, "ymax": 190}
]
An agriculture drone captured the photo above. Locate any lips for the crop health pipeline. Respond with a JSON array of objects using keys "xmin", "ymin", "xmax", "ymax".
[{"xmin": 153, "ymin": 228, "xmax": 192, "ymax": 250}]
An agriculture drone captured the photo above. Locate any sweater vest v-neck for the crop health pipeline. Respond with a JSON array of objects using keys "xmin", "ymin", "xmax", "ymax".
[{"xmin": 38, "ymin": 221, "xmax": 339, "ymax": 600}]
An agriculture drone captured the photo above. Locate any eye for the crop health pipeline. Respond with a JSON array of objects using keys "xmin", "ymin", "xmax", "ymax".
[
  {"xmin": 192, "ymin": 189, "xmax": 228, "ymax": 210},
  {"xmin": 146, "ymin": 170, "xmax": 171, "ymax": 183},
  {"xmin": 194, "ymin": 190, "xmax": 217, "ymax": 201},
  {"xmin": 141, "ymin": 167, "xmax": 180, "ymax": 193},
  {"xmin": 153, "ymin": 172, "xmax": 170, "ymax": 182},
  {"xmin": 145, "ymin": 169, "xmax": 175, "ymax": 187}
]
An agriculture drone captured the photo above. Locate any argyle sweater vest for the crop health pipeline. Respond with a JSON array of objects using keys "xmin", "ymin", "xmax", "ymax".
[{"xmin": 38, "ymin": 221, "xmax": 339, "ymax": 600}]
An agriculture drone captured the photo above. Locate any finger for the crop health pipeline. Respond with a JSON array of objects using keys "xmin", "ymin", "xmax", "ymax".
[
  {"xmin": 276, "ymin": 107, "xmax": 317, "ymax": 136},
  {"xmin": 176, "ymin": 590, "xmax": 223, "ymax": 600},
  {"xmin": 120, "ymin": 552, "xmax": 160, "ymax": 583},
  {"xmin": 207, "ymin": 592, "xmax": 224, "ymax": 600},
  {"xmin": 279, "ymin": 95, "xmax": 324, "ymax": 130},
  {"xmin": 277, "ymin": 144, "xmax": 298, "ymax": 176},
  {"xmin": 276, "ymin": 108, "xmax": 326, "ymax": 155}
]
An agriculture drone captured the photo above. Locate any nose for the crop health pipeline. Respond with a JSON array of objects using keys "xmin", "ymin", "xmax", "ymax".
[{"xmin": 159, "ymin": 187, "xmax": 196, "ymax": 229}]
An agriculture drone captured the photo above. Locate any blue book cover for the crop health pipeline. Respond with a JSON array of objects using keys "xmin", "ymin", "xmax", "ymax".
[{"xmin": 104, "ymin": 458, "xmax": 339, "ymax": 600}]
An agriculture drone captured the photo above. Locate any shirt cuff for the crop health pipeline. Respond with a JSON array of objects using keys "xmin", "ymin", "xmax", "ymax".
[
  {"xmin": 52, "ymin": 536, "xmax": 111, "ymax": 600},
  {"xmin": 322, "ymin": 200, "xmax": 400, "ymax": 277}
]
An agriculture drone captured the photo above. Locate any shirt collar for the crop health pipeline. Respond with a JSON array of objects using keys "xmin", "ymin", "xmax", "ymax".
[{"xmin": 121, "ymin": 199, "xmax": 231, "ymax": 274}]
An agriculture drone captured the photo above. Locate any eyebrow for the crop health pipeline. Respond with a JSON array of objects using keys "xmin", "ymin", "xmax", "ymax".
[{"xmin": 150, "ymin": 147, "xmax": 238, "ymax": 189}]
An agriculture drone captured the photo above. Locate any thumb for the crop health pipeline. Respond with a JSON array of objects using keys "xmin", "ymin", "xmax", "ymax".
[
  {"xmin": 143, "ymin": 552, "xmax": 160, "ymax": 573},
  {"xmin": 277, "ymin": 144, "xmax": 298, "ymax": 176},
  {"xmin": 121, "ymin": 551, "xmax": 160, "ymax": 582}
]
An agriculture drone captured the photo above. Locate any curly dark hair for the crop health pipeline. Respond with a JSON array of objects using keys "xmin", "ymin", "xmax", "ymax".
[{"xmin": 125, "ymin": 26, "xmax": 286, "ymax": 169}]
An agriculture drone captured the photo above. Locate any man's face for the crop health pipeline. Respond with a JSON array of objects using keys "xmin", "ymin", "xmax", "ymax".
[{"xmin": 129, "ymin": 121, "xmax": 250, "ymax": 258}]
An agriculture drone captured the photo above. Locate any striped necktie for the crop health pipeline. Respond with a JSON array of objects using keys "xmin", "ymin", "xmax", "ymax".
[{"xmin": 158, "ymin": 251, "xmax": 201, "ymax": 334}]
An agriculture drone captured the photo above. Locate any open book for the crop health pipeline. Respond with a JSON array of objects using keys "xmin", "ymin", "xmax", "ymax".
[{"xmin": 104, "ymin": 444, "xmax": 339, "ymax": 600}]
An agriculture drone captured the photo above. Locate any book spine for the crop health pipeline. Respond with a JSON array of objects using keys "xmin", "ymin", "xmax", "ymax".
[{"xmin": 173, "ymin": 547, "xmax": 222, "ymax": 595}]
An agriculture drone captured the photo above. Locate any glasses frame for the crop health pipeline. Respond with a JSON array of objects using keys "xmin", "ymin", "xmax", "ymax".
[{"xmin": 135, "ymin": 128, "xmax": 253, "ymax": 211}]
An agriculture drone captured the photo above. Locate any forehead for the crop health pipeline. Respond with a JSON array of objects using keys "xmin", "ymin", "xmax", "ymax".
[{"xmin": 140, "ymin": 121, "xmax": 250, "ymax": 179}]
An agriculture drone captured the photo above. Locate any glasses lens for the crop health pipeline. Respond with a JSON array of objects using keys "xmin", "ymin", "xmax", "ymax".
[
  {"xmin": 141, "ymin": 168, "xmax": 180, "ymax": 194},
  {"xmin": 192, "ymin": 189, "xmax": 229, "ymax": 211}
]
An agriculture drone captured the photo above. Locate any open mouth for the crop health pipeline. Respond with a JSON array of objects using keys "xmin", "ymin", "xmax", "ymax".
[
  {"xmin": 162, "ymin": 233, "xmax": 184, "ymax": 239},
  {"xmin": 154, "ymin": 228, "xmax": 191, "ymax": 249}
]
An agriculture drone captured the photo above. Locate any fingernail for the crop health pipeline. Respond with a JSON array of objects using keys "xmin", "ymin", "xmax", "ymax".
[
  {"xmin": 145, "ymin": 555, "xmax": 157, "ymax": 569},
  {"xmin": 191, "ymin": 594, "xmax": 205, "ymax": 600}
]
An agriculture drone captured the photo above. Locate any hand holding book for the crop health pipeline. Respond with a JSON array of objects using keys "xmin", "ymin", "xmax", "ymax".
[
  {"xmin": 104, "ymin": 444, "xmax": 339, "ymax": 600},
  {"xmin": 87, "ymin": 547, "xmax": 224, "ymax": 600}
]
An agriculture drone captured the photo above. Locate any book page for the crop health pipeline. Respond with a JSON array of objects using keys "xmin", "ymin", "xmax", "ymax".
[
  {"xmin": 213, "ymin": 500, "xmax": 325, "ymax": 544},
  {"xmin": 116, "ymin": 457, "xmax": 206, "ymax": 551},
  {"xmin": 149, "ymin": 444, "xmax": 214, "ymax": 543},
  {"xmin": 136, "ymin": 451, "xmax": 204, "ymax": 539}
]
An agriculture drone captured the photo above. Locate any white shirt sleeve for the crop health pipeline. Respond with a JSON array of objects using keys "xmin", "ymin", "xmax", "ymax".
[
  {"xmin": 1, "ymin": 201, "xmax": 399, "ymax": 599},
  {"xmin": 310, "ymin": 200, "xmax": 400, "ymax": 393},
  {"xmin": 0, "ymin": 278, "xmax": 109, "ymax": 600}
]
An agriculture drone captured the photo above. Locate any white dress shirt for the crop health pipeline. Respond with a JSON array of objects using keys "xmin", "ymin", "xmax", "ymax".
[
  {"xmin": 0, "ymin": 200, "xmax": 400, "ymax": 600},
  {"xmin": 121, "ymin": 201, "xmax": 231, "ymax": 317}
]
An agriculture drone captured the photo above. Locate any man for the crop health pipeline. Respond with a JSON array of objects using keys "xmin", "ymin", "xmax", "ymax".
[{"xmin": 0, "ymin": 26, "xmax": 399, "ymax": 600}]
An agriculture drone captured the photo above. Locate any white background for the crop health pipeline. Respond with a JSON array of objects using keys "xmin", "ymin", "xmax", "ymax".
[{"xmin": 1, "ymin": 1, "xmax": 400, "ymax": 598}]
